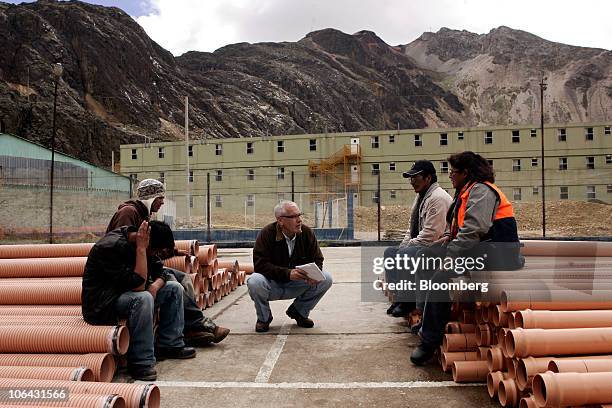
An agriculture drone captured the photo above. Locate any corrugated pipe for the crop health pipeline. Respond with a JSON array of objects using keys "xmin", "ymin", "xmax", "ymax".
[
  {"xmin": 189, "ymin": 256, "xmax": 199, "ymax": 276},
  {"xmin": 0, "ymin": 325, "xmax": 129, "ymax": 355},
  {"xmin": 0, "ymin": 306, "xmax": 82, "ymax": 315},
  {"xmin": 533, "ymin": 371, "xmax": 612, "ymax": 407},
  {"xmin": 206, "ymin": 292, "xmax": 214, "ymax": 308},
  {"xmin": 241, "ymin": 262, "xmax": 254, "ymax": 274},
  {"xmin": 0, "ymin": 243, "xmax": 94, "ymax": 259},
  {"xmin": 218, "ymin": 259, "xmax": 238, "ymax": 273},
  {"xmin": 162, "ymin": 256, "xmax": 190, "ymax": 273},
  {"xmin": 501, "ymin": 290, "xmax": 612, "ymax": 312},
  {"xmin": 0, "ymin": 393, "xmax": 125, "ymax": 408},
  {"xmin": 175, "ymin": 240, "xmax": 199, "ymax": 257},
  {"xmin": 0, "ymin": 279, "xmax": 82, "ymax": 305},
  {"xmin": 516, "ymin": 309, "xmax": 612, "ymax": 329},
  {"xmin": 0, "ymin": 378, "xmax": 158, "ymax": 408},
  {"xmin": 520, "ymin": 240, "xmax": 612, "ymax": 257},
  {"xmin": 0, "ymin": 366, "xmax": 93, "ymax": 381},
  {"xmin": 0, "ymin": 257, "xmax": 87, "ymax": 278},
  {"xmin": 0, "ymin": 353, "xmax": 115, "ymax": 382},
  {"xmin": 197, "ymin": 245, "xmax": 216, "ymax": 266},
  {"xmin": 506, "ymin": 327, "xmax": 612, "ymax": 358},
  {"xmin": 0, "ymin": 316, "xmax": 92, "ymax": 326}
]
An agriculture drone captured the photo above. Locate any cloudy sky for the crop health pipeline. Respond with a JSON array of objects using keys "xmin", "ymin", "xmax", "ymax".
[{"xmin": 7, "ymin": 0, "xmax": 612, "ymax": 55}]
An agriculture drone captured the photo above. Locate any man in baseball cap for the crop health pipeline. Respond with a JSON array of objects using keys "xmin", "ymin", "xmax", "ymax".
[{"xmin": 402, "ymin": 160, "xmax": 437, "ymax": 179}]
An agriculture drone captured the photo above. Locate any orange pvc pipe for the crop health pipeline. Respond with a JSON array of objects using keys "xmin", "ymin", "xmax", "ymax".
[
  {"xmin": 0, "ymin": 316, "xmax": 92, "ymax": 326},
  {"xmin": 451, "ymin": 360, "xmax": 488, "ymax": 382},
  {"xmin": 440, "ymin": 351, "xmax": 478, "ymax": 372},
  {"xmin": 507, "ymin": 358, "xmax": 518, "ymax": 379},
  {"xmin": 175, "ymin": 240, "xmax": 199, "ymax": 257},
  {"xmin": 475, "ymin": 324, "xmax": 496, "ymax": 346},
  {"xmin": 0, "ymin": 366, "xmax": 94, "ymax": 381},
  {"xmin": 0, "ymin": 379, "xmax": 158, "ymax": 408},
  {"xmin": 218, "ymin": 259, "xmax": 239, "ymax": 273},
  {"xmin": 501, "ymin": 290, "xmax": 612, "ymax": 312},
  {"xmin": 487, "ymin": 346, "xmax": 508, "ymax": 372},
  {"xmin": 461, "ymin": 310, "xmax": 475, "ymax": 324},
  {"xmin": 0, "ymin": 279, "xmax": 82, "ymax": 305},
  {"xmin": 0, "ymin": 258, "xmax": 87, "ymax": 278},
  {"xmin": 507, "ymin": 327, "xmax": 612, "ymax": 358},
  {"xmin": 0, "ymin": 325, "xmax": 129, "ymax": 355},
  {"xmin": 0, "ymin": 393, "xmax": 126, "ymax": 408},
  {"xmin": 0, "ymin": 353, "xmax": 115, "ymax": 382},
  {"xmin": 241, "ymin": 262, "xmax": 254, "ymax": 274},
  {"xmin": 549, "ymin": 358, "xmax": 612, "ymax": 374},
  {"xmin": 498, "ymin": 378, "xmax": 520, "ymax": 407},
  {"xmin": 533, "ymin": 371, "xmax": 612, "ymax": 407},
  {"xmin": 477, "ymin": 347, "xmax": 489, "ymax": 361},
  {"xmin": 519, "ymin": 394, "xmax": 538, "ymax": 408},
  {"xmin": 443, "ymin": 333, "xmax": 478, "ymax": 352},
  {"xmin": 0, "ymin": 306, "xmax": 82, "ymax": 315},
  {"xmin": 487, "ymin": 371, "xmax": 510, "ymax": 399},
  {"xmin": 445, "ymin": 322, "xmax": 476, "ymax": 334},
  {"xmin": 0, "ymin": 243, "xmax": 94, "ymax": 259},
  {"xmin": 516, "ymin": 309, "xmax": 612, "ymax": 329},
  {"xmin": 520, "ymin": 240, "xmax": 612, "ymax": 257},
  {"xmin": 162, "ymin": 256, "xmax": 190, "ymax": 273}
]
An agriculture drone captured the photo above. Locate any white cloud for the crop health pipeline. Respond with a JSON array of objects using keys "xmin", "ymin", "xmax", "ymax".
[{"xmin": 135, "ymin": 0, "xmax": 612, "ymax": 56}]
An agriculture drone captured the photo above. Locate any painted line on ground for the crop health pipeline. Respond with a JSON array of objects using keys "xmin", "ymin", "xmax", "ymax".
[
  {"xmin": 149, "ymin": 381, "xmax": 482, "ymax": 389},
  {"xmin": 254, "ymin": 321, "xmax": 291, "ymax": 383}
]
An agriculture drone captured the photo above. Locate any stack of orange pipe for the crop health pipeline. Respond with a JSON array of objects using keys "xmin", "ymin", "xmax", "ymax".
[{"xmin": 433, "ymin": 241, "xmax": 612, "ymax": 408}]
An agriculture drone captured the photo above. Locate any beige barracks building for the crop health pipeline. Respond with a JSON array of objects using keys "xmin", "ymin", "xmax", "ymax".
[{"xmin": 119, "ymin": 122, "xmax": 612, "ymax": 218}]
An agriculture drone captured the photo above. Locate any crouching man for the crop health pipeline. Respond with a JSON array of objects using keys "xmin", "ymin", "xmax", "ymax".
[
  {"xmin": 82, "ymin": 220, "xmax": 196, "ymax": 381},
  {"xmin": 248, "ymin": 201, "xmax": 333, "ymax": 332}
]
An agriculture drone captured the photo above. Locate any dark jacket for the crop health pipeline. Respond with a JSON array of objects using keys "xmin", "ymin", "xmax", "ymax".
[
  {"xmin": 82, "ymin": 226, "xmax": 167, "ymax": 325},
  {"xmin": 106, "ymin": 200, "xmax": 149, "ymax": 234},
  {"xmin": 253, "ymin": 222, "xmax": 323, "ymax": 282}
]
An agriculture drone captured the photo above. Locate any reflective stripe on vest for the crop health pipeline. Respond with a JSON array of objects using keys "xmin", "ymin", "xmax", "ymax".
[{"xmin": 456, "ymin": 181, "xmax": 514, "ymax": 229}]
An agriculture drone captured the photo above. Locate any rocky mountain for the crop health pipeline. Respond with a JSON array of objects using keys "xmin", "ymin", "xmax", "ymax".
[{"xmin": 0, "ymin": 1, "xmax": 610, "ymax": 167}]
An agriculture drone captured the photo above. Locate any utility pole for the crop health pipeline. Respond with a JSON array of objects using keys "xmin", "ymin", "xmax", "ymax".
[
  {"xmin": 49, "ymin": 63, "xmax": 63, "ymax": 244},
  {"xmin": 540, "ymin": 77, "xmax": 547, "ymax": 238},
  {"xmin": 185, "ymin": 96, "xmax": 190, "ymax": 226}
]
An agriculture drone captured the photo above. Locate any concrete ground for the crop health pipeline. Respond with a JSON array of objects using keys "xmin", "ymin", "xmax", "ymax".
[{"xmin": 145, "ymin": 247, "xmax": 497, "ymax": 408}]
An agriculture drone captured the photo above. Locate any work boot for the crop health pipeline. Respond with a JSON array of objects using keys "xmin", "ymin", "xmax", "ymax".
[
  {"xmin": 212, "ymin": 326, "xmax": 230, "ymax": 343},
  {"xmin": 410, "ymin": 342, "xmax": 436, "ymax": 366},
  {"xmin": 155, "ymin": 346, "xmax": 197, "ymax": 361},
  {"xmin": 386, "ymin": 302, "xmax": 399, "ymax": 315},
  {"xmin": 391, "ymin": 302, "xmax": 411, "ymax": 318},
  {"xmin": 184, "ymin": 329, "xmax": 215, "ymax": 347},
  {"xmin": 256, "ymin": 315, "xmax": 273, "ymax": 333},
  {"xmin": 286, "ymin": 304, "xmax": 314, "ymax": 328},
  {"xmin": 128, "ymin": 365, "xmax": 157, "ymax": 381}
]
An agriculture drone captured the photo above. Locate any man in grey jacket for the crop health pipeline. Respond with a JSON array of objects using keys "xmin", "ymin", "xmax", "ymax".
[{"xmin": 385, "ymin": 161, "xmax": 452, "ymax": 322}]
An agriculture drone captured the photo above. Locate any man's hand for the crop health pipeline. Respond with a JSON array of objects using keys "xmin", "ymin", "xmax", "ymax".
[
  {"xmin": 290, "ymin": 269, "xmax": 318, "ymax": 286},
  {"xmin": 137, "ymin": 221, "xmax": 150, "ymax": 251}
]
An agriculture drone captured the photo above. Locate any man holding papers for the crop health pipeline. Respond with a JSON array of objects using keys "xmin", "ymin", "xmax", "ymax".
[{"xmin": 249, "ymin": 201, "xmax": 333, "ymax": 332}]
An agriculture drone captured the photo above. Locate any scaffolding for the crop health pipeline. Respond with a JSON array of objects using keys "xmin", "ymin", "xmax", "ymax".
[{"xmin": 308, "ymin": 144, "xmax": 361, "ymax": 202}]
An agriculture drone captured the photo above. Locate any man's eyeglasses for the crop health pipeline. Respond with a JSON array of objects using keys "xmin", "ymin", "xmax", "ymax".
[{"xmin": 280, "ymin": 213, "xmax": 303, "ymax": 219}]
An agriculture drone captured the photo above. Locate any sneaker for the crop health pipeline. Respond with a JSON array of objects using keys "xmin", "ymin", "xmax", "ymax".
[
  {"xmin": 212, "ymin": 326, "xmax": 230, "ymax": 343},
  {"xmin": 410, "ymin": 343, "xmax": 436, "ymax": 366},
  {"xmin": 286, "ymin": 304, "xmax": 314, "ymax": 328},
  {"xmin": 256, "ymin": 315, "xmax": 273, "ymax": 333},
  {"xmin": 156, "ymin": 346, "xmax": 197, "ymax": 361},
  {"xmin": 184, "ymin": 330, "xmax": 215, "ymax": 347},
  {"xmin": 128, "ymin": 366, "xmax": 157, "ymax": 381},
  {"xmin": 386, "ymin": 302, "xmax": 399, "ymax": 315}
]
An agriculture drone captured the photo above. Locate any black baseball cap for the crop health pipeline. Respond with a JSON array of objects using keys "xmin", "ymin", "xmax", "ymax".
[{"xmin": 402, "ymin": 160, "xmax": 436, "ymax": 178}]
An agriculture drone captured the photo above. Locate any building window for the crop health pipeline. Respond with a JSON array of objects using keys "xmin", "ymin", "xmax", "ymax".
[
  {"xmin": 389, "ymin": 135, "xmax": 395, "ymax": 143},
  {"xmin": 531, "ymin": 158, "xmax": 538, "ymax": 167},
  {"xmin": 605, "ymin": 126, "xmax": 611, "ymax": 135},
  {"xmin": 586, "ymin": 185, "xmax": 596, "ymax": 200},
  {"xmin": 131, "ymin": 149, "xmax": 137, "ymax": 160},
  {"xmin": 440, "ymin": 161, "xmax": 449, "ymax": 173},
  {"xmin": 512, "ymin": 188, "xmax": 522, "ymax": 201},
  {"xmin": 188, "ymin": 170, "xmax": 193, "ymax": 183},
  {"xmin": 512, "ymin": 130, "xmax": 520, "ymax": 143},
  {"xmin": 215, "ymin": 195, "xmax": 222, "ymax": 208},
  {"xmin": 559, "ymin": 157, "xmax": 568, "ymax": 170},
  {"xmin": 188, "ymin": 145, "xmax": 193, "ymax": 157},
  {"xmin": 608, "ymin": 185, "xmax": 612, "ymax": 194},
  {"xmin": 277, "ymin": 167, "xmax": 285, "ymax": 180},
  {"xmin": 532, "ymin": 186, "xmax": 539, "ymax": 195},
  {"xmin": 531, "ymin": 129, "xmax": 537, "ymax": 138},
  {"xmin": 586, "ymin": 156, "xmax": 595, "ymax": 169},
  {"xmin": 512, "ymin": 159, "xmax": 521, "ymax": 172},
  {"xmin": 309, "ymin": 139, "xmax": 317, "ymax": 151},
  {"xmin": 560, "ymin": 186, "xmax": 569, "ymax": 200},
  {"xmin": 457, "ymin": 131, "xmax": 464, "ymax": 140},
  {"xmin": 247, "ymin": 169, "xmax": 255, "ymax": 181},
  {"xmin": 159, "ymin": 172, "xmax": 165, "ymax": 183},
  {"xmin": 390, "ymin": 190, "xmax": 397, "ymax": 199},
  {"xmin": 585, "ymin": 127, "xmax": 594, "ymax": 140},
  {"xmin": 389, "ymin": 162, "xmax": 396, "ymax": 171},
  {"xmin": 558, "ymin": 128, "xmax": 567, "ymax": 141},
  {"xmin": 188, "ymin": 194, "xmax": 193, "ymax": 208},
  {"xmin": 246, "ymin": 194, "xmax": 255, "ymax": 207},
  {"xmin": 607, "ymin": 154, "xmax": 612, "ymax": 164},
  {"xmin": 371, "ymin": 164, "xmax": 380, "ymax": 175},
  {"xmin": 484, "ymin": 131, "xmax": 493, "ymax": 144},
  {"xmin": 372, "ymin": 191, "xmax": 379, "ymax": 203},
  {"xmin": 371, "ymin": 136, "xmax": 379, "ymax": 149},
  {"xmin": 277, "ymin": 140, "xmax": 284, "ymax": 153},
  {"xmin": 158, "ymin": 147, "xmax": 165, "ymax": 159},
  {"xmin": 215, "ymin": 170, "xmax": 223, "ymax": 182},
  {"xmin": 215, "ymin": 144, "xmax": 222, "ymax": 156},
  {"xmin": 414, "ymin": 134, "xmax": 422, "ymax": 147},
  {"xmin": 246, "ymin": 142, "xmax": 254, "ymax": 154},
  {"xmin": 440, "ymin": 133, "xmax": 448, "ymax": 146}
]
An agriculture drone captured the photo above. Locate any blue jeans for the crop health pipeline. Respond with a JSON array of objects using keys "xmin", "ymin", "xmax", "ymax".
[
  {"xmin": 247, "ymin": 272, "xmax": 333, "ymax": 323},
  {"xmin": 115, "ymin": 280, "xmax": 185, "ymax": 368}
]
